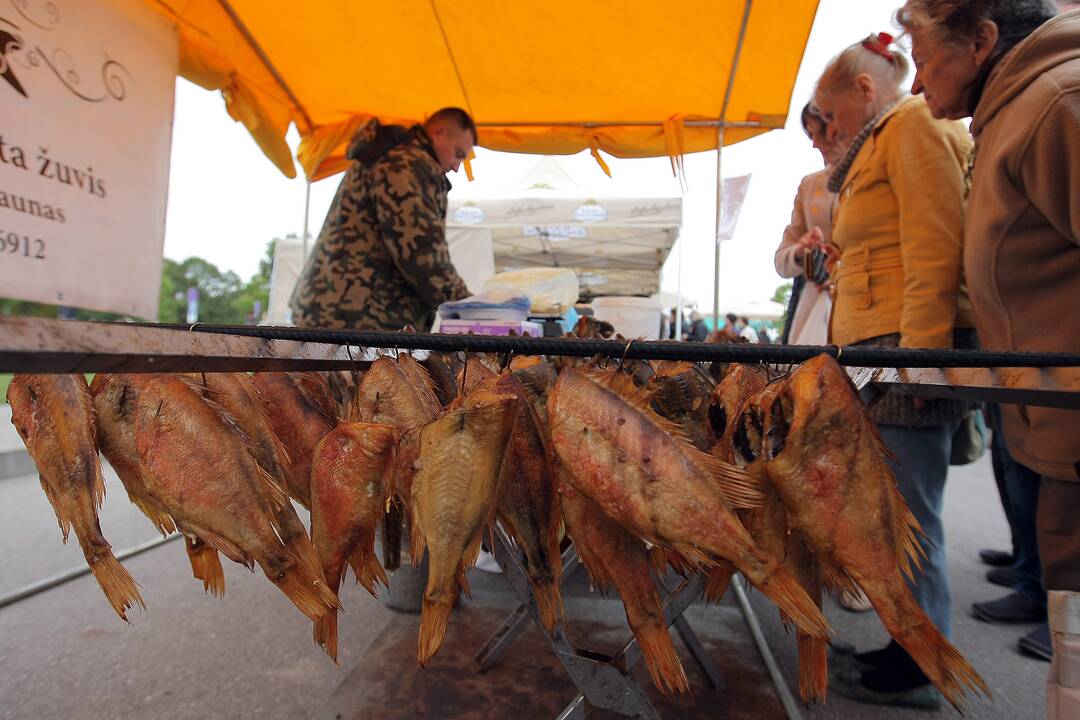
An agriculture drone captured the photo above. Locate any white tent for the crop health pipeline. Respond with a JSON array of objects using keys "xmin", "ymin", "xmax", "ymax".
[{"xmin": 447, "ymin": 157, "xmax": 682, "ymax": 299}]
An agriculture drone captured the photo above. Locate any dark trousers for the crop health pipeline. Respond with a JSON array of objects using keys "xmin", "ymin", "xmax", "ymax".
[
  {"xmin": 1038, "ymin": 477, "xmax": 1080, "ymax": 593},
  {"xmin": 989, "ymin": 405, "xmax": 1046, "ymax": 606}
]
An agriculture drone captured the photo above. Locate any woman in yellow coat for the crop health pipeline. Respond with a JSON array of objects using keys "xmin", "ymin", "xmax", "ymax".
[{"xmin": 813, "ymin": 33, "xmax": 976, "ymax": 709}]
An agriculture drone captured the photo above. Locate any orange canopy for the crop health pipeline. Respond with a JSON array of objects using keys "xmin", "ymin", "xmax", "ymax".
[{"xmin": 147, "ymin": 0, "xmax": 820, "ymax": 180}]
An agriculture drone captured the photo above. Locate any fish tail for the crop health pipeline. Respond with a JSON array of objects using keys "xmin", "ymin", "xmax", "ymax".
[
  {"xmin": 417, "ymin": 597, "xmax": 453, "ymax": 666},
  {"xmin": 753, "ymin": 567, "xmax": 830, "ymax": 641},
  {"xmin": 895, "ymin": 615, "xmax": 990, "ymax": 710},
  {"xmin": 88, "ymin": 551, "xmax": 145, "ymax": 621},
  {"xmin": 635, "ymin": 622, "xmax": 689, "ymax": 695},
  {"xmin": 704, "ymin": 560, "xmax": 736, "ymax": 604},
  {"xmin": 797, "ymin": 632, "xmax": 828, "ymax": 704},
  {"xmin": 532, "ymin": 578, "xmax": 565, "ymax": 632},
  {"xmin": 273, "ymin": 559, "xmax": 342, "ymax": 622},
  {"xmin": 185, "ymin": 537, "xmax": 226, "ymax": 597},
  {"xmin": 313, "ymin": 610, "xmax": 340, "ymax": 664}
]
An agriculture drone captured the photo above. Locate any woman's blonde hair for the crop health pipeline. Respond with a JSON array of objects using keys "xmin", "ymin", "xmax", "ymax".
[{"xmin": 816, "ymin": 34, "xmax": 910, "ymax": 97}]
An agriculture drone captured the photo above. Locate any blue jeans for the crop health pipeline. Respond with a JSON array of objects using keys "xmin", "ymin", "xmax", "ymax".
[
  {"xmin": 878, "ymin": 423, "xmax": 956, "ymax": 639},
  {"xmin": 988, "ymin": 405, "xmax": 1045, "ymax": 606}
]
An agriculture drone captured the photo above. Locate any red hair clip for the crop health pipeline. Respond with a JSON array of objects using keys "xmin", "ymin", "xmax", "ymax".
[{"xmin": 862, "ymin": 32, "xmax": 895, "ymax": 61}]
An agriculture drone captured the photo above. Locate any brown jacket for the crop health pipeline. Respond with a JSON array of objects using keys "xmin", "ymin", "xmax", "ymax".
[
  {"xmin": 967, "ymin": 10, "xmax": 1080, "ymax": 482},
  {"xmin": 829, "ymin": 96, "xmax": 974, "ymax": 348}
]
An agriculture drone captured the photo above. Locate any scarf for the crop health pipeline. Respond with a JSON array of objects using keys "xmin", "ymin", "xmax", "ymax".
[{"xmin": 827, "ymin": 99, "xmax": 899, "ymax": 193}]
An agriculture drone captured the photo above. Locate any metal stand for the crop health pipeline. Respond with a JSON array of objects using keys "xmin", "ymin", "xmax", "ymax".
[{"xmin": 476, "ymin": 526, "xmax": 724, "ymax": 719}]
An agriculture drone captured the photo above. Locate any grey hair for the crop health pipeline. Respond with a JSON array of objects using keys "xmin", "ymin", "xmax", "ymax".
[
  {"xmin": 816, "ymin": 35, "xmax": 911, "ymax": 97},
  {"xmin": 896, "ymin": 0, "xmax": 1058, "ymax": 57}
]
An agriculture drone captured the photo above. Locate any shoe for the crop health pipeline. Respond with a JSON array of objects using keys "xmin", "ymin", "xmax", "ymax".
[
  {"xmin": 839, "ymin": 587, "xmax": 874, "ymax": 613},
  {"xmin": 972, "ymin": 592, "xmax": 1047, "ymax": 624},
  {"xmin": 828, "ymin": 640, "xmax": 901, "ymax": 674},
  {"xmin": 987, "ymin": 566, "xmax": 1018, "ymax": 588},
  {"xmin": 830, "ymin": 647, "xmax": 941, "ymax": 710},
  {"xmin": 831, "ymin": 673, "xmax": 942, "ymax": 710},
  {"xmin": 979, "ymin": 548, "xmax": 1015, "ymax": 567},
  {"xmin": 1018, "ymin": 623, "xmax": 1053, "ymax": 662}
]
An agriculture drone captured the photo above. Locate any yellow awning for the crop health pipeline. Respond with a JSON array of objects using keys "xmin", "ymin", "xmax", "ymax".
[{"xmin": 147, "ymin": 1, "xmax": 820, "ymax": 180}]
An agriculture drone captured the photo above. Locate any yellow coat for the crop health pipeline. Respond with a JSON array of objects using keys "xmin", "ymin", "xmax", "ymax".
[{"xmin": 829, "ymin": 95, "xmax": 975, "ymax": 348}]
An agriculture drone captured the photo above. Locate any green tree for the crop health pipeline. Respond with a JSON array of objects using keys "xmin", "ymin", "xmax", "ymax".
[{"xmin": 771, "ymin": 282, "xmax": 793, "ymax": 333}]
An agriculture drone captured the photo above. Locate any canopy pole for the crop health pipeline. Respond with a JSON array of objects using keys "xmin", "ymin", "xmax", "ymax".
[
  {"xmin": 302, "ymin": 180, "xmax": 312, "ymax": 258},
  {"xmin": 675, "ymin": 228, "xmax": 684, "ymax": 341},
  {"xmin": 713, "ymin": 0, "xmax": 754, "ymax": 332}
]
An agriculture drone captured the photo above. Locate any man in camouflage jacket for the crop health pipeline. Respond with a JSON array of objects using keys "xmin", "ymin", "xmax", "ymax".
[{"xmin": 289, "ymin": 108, "xmax": 474, "ymax": 330}]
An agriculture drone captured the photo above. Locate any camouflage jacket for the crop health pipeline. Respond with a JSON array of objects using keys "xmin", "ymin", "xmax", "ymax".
[{"xmin": 289, "ymin": 121, "xmax": 470, "ymax": 330}]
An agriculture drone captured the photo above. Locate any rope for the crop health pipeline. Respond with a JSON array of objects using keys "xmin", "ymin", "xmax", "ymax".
[{"xmin": 128, "ymin": 323, "xmax": 1080, "ymax": 369}]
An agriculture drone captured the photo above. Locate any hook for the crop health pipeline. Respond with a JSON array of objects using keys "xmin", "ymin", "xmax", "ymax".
[{"xmin": 617, "ymin": 339, "xmax": 635, "ymax": 373}]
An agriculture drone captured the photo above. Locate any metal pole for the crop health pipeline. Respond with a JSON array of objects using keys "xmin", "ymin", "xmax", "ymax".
[
  {"xmin": 302, "ymin": 180, "xmax": 312, "ymax": 258},
  {"xmin": 0, "ymin": 533, "xmax": 180, "ymax": 610},
  {"xmin": 732, "ymin": 576, "xmax": 804, "ymax": 720},
  {"xmin": 713, "ymin": 0, "xmax": 754, "ymax": 332}
]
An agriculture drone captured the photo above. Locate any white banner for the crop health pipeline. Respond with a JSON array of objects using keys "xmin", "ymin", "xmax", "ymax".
[
  {"xmin": 0, "ymin": 0, "xmax": 176, "ymax": 318},
  {"xmin": 717, "ymin": 174, "xmax": 752, "ymax": 242}
]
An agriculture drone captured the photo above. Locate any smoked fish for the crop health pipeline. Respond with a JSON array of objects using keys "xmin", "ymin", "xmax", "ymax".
[
  {"xmin": 251, "ymin": 372, "xmax": 339, "ymax": 508},
  {"xmin": 309, "ymin": 421, "xmax": 398, "ymax": 661},
  {"xmin": 762, "ymin": 354, "xmax": 988, "ymax": 708},
  {"xmin": 410, "ymin": 376, "xmax": 517, "ymax": 664},
  {"xmin": 135, "ymin": 375, "xmax": 340, "ymax": 622},
  {"xmin": 8, "ymin": 374, "xmax": 144, "ymax": 620},
  {"xmin": 548, "ymin": 369, "xmax": 830, "ymax": 642}
]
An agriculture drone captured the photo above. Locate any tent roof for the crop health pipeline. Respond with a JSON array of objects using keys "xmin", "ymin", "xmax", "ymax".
[
  {"xmin": 146, "ymin": 1, "xmax": 820, "ymax": 179},
  {"xmin": 447, "ymin": 157, "xmax": 681, "ymax": 297}
]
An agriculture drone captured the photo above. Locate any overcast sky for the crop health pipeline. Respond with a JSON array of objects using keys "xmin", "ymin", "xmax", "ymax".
[{"xmin": 162, "ymin": 0, "xmax": 911, "ymax": 312}]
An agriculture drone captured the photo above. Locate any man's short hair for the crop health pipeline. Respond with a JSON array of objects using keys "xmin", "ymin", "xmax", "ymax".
[
  {"xmin": 725, "ymin": 313, "xmax": 737, "ymax": 324},
  {"xmin": 425, "ymin": 107, "xmax": 477, "ymax": 143}
]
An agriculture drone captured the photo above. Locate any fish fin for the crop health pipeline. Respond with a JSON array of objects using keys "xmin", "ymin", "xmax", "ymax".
[
  {"xmin": 753, "ymin": 568, "xmax": 831, "ymax": 642},
  {"xmin": 292, "ymin": 373, "xmax": 339, "ymax": 428},
  {"xmin": 797, "ymin": 632, "xmax": 829, "ymax": 705},
  {"xmin": 634, "ymin": 623, "xmax": 690, "ymax": 695},
  {"xmin": 457, "ymin": 532, "xmax": 484, "ymax": 601},
  {"xmin": 185, "ymin": 537, "xmax": 226, "ymax": 597},
  {"xmin": 648, "ymin": 545, "xmax": 669, "ymax": 573},
  {"xmin": 704, "ymin": 560, "xmax": 736, "ymax": 604},
  {"xmin": 894, "ymin": 613, "xmax": 991, "ymax": 709},
  {"xmin": 347, "ymin": 547, "xmax": 388, "ymax": 599},
  {"xmin": 313, "ymin": 610, "xmax": 341, "ymax": 664},
  {"xmin": 271, "ymin": 557, "xmax": 342, "ymax": 622},
  {"xmin": 130, "ymin": 496, "xmax": 176, "ymax": 536},
  {"xmin": 255, "ymin": 463, "xmax": 289, "ymax": 513},
  {"xmin": 417, "ymin": 597, "xmax": 453, "ymax": 666},
  {"xmin": 576, "ymin": 551, "xmax": 615, "ymax": 593},
  {"xmin": 196, "ymin": 529, "xmax": 249, "ymax": 568},
  {"xmin": 820, "ymin": 563, "xmax": 862, "ymax": 602},
  {"xmin": 689, "ymin": 448, "xmax": 763, "ymax": 509},
  {"xmin": 532, "ymin": 579, "xmax": 565, "ymax": 633},
  {"xmin": 38, "ymin": 475, "xmax": 72, "ymax": 541},
  {"xmin": 865, "ymin": 417, "xmax": 899, "ymax": 464},
  {"xmin": 409, "ymin": 505, "xmax": 427, "ymax": 567},
  {"xmin": 670, "ymin": 542, "xmax": 713, "ymax": 572},
  {"xmin": 88, "ymin": 551, "xmax": 145, "ymax": 621},
  {"xmin": 891, "ymin": 485, "xmax": 927, "ymax": 583}
]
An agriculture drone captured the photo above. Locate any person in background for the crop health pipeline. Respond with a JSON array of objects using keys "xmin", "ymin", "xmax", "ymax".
[
  {"xmin": 688, "ymin": 311, "xmax": 709, "ymax": 342},
  {"xmin": 776, "ymin": 104, "xmax": 843, "ymax": 346},
  {"xmin": 737, "ymin": 316, "xmax": 759, "ymax": 343},
  {"xmin": 290, "ymin": 107, "xmax": 474, "ymax": 331},
  {"xmin": 668, "ymin": 308, "xmax": 689, "ymax": 340},
  {"xmin": 899, "ymin": 0, "xmax": 1079, "ymax": 687},
  {"xmin": 813, "ymin": 31, "xmax": 975, "ymax": 708}
]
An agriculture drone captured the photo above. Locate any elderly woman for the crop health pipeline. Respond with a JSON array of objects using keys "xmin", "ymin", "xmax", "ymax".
[
  {"xmin": 812, "ymin": 33, "xmax": 975, "ymax": 708},
  {"xmin": 898, "ymin": 0, "xmax": 1080, "ymax": 705},
  {"xmin": 775, "ymin": 104, "xmax": 843, "ymax": 346}
]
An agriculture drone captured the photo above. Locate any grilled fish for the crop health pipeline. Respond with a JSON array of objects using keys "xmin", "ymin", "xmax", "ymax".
[
  {"xmin": 421, "ymin": 352, "xmax": 462, "ymax": 407},
  {"xmin": 8, "ymin": 374, "xmax": 144, "ymax": 620},
  {"xmin": 410, "ymin": 376, "xmax": 517, "ymax": 664},
  {"xmin": 310, "ymin": 421, "xmax": 398, "ymax": 661},
  {"xmin": 135, "ymin": 375, "xmax": 340, "ymax": 622},
  {"xmin": 762, "ymin": 354, "xmax": 988, "ymax": 708},
  {"xmin": 548, "ymin": 369, "xmax": 829, "ymax": 642},
  {"xmin": 251, "ymin": 372, "xmax": 339, "ymax": 508}
]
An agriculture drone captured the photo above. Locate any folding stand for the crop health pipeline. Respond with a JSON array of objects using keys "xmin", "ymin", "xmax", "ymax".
[{"xmin": 475, "ymin": 526, "xmax": 724, "ymax": 719}]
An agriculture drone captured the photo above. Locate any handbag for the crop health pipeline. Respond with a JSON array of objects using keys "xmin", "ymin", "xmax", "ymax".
[{"xmin": 950, "ymin": 408, "xmax": 987, "ymax": 466}]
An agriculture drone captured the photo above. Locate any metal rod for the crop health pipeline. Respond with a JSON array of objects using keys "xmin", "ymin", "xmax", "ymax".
[
  {"xmin": 475, "ymin": 120, "xmax": 766, "ymax": 129},
  {"xmin": 732, "ymin": 576, "xmax": 803, "ymax": 720},
  {"xmin": 0, "ymin": 533, "xmax": 180, "ymax": 610}
]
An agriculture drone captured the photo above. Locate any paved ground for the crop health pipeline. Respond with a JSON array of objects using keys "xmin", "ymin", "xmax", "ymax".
[{"xmin": 0, "ymin": 453, "xmax": 1048, "ymax": 719}]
